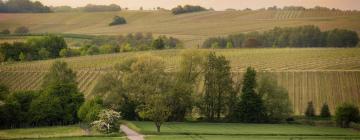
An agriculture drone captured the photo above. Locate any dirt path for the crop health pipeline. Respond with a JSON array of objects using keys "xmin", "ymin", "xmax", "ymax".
[{"xmin": 120, "ymin": 125, "xmax": 144, "ymax": 140}]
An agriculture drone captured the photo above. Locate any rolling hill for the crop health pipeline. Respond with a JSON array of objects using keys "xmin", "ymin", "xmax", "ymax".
[{"xmin": 0, "ymin": 10, "xmax": 360, "ymax": 47}]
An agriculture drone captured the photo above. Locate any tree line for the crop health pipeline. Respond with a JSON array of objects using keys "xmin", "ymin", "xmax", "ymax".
[
  {"xmin": 0, "ymin": 33, "xmax": 183, "ymax": 62},
  {"xmin": 0, "ymin": 0, "xmax": 51, "ymax": 13},
  {"xmin": 202, "ymin": 25, "xmax": 359, "ymax": 48},
  {"xmin": 50, "ymin": 4, "xmax": 121, "ymax": 13},
  {"xmin": 0, "ymin": 51, "xmax": 359, "ymax": 131},
  {"xmin": 171, "ymin": 5, "xmax": 208, "ymax": 15}
]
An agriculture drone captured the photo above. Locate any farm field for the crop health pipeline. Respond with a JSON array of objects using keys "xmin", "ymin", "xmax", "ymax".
[
  {"xmin": 0, "ymin": 10, "xmax": 360, "ymax": 47},
  {"xmin": 1, "ymin": 48, "xmax": 360, "ymax": 115},
  {"xmin": 127, "ymin": 121, "xmax": 360, "ymax": 140}
]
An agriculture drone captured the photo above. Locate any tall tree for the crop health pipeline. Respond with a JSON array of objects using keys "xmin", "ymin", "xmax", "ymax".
[
  {"xmin": 201, "ymin": 52, "xmax": 233, "ymax": 121},
  {"xmin": 236, "ymin": 67, "xmax": 267, "ymax": 123}
]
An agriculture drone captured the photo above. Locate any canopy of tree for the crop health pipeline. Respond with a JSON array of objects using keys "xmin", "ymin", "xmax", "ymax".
[
  {"xmin": 83, "ymin": 4, "xmax": 121, "ymax": 12},
  {"xmin": 0, "ymin": 61, "xmax": 84, "ymax": 128},
  {"xmin": 171, "ymin": 5, "xmax": 208, "ymax": 15},
  {"xmin": 0, "ymin": 35, "xmax": 67, "ymax": 62},
  {"xmin": 203, "ymin": 25, "xmax": 359, "ymax": 48},
  {"xmin": 109, "ymin": 16, "xmax": 127, "ymax": 26},
  {"xmin": 0, "ymin": 0, "xmax": 51, "ymax": 13}
]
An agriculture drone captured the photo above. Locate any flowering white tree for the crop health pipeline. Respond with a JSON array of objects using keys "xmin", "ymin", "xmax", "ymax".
[{"xmin": 91, "ymin": 109, "xmax": 121, "ymax": 133}]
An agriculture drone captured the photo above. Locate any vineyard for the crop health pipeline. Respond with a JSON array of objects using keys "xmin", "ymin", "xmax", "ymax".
[
  {"xmin": 1, "ymin": 48, "xmax": 360, "ymax": 115},
  {"xmin": 0, "ymin": 10, "xmax": 359, "ymax": 47}
]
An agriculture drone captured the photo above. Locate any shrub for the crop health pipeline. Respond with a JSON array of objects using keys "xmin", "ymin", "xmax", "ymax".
[
  {"xmin": 320, "ymin": 103, "xmax": 331, "ymax": 118},
  {"xmin": 335, "ymin": 103, "xmax": 359, "ymax": 128},
  {"xmin": 0, "ymin": 29, "xmax": 10, "ymax": 34},
  {"xmin": 171, "ymin": 5, "xmax": 207, "ymax": 15},
  {"xmin": 151, "ymin": 38, "xmax": 165, "ymax": 49},
  {"xmin": 109, "ymin": 16, "xmax": 127, "ymax": 26},
  {"xmin": 14, "ymin": 26, "xmax": 29, "ymax": 34},
  {"xmin": 91, "ymin": 109, "xmax": 121, "ymax": 134},
  {"xmin": 305, "ymin": 101, "xmax": 316, "ymax": 117},
  {"xmin": 78, "ymin": 96, "xmax": 104, "ymax": 123}
]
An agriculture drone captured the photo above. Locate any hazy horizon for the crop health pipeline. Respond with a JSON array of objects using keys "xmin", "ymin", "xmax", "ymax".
[{"xmin": 34, "ymin": 0, "xmax": 360, "ymax": 10}]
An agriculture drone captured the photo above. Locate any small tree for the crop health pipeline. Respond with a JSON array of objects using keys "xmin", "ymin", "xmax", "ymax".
[
  {"xmin": 109, "ymin": 16, "xmax": 127, "ymax": 26},
  {"xmin": 0, "ymin": 84, "xmax": 9, "ymax": 100},
  {"xmin": 19, "ymin": 52, "xmax": 26, "ymax": 61},
  {"xmin": 305, "ymin": 101, "xmax": 316, "ymax": 117},
  {"xmin": 78, "ymin": 96, "xmax": 104, "ymax": 123},
  {"xmin": 226, "ymin": 41, "xmax": 233, "ymax": 48},
  {"xmin": 59, "ymin": 48, "xmax": 73, "ymax": 57},
  {"xmin": 139, "ymin": 94, "xmax": 171, "ymax": 133},
  {"xmin": 91, "ymin": 109, "xmax": 121, "ymax": 133},
  {"xmin": 211, "ymin": 42, "xmax": 220, "ymax": 49},
  {"xmin": 320, "ymin": 103, "xmax": 331, "ymax": 118},
  {"xmin": 14, "ymin": 26, "xmax": 29, "ymax": 34},
  {"xmin": 38, "ymin": 48, "xmax": 50, "ymax": 60},
  {"xmin": 335, "ymin": 103, "xmax": 359, "ymax": 128},
  {"xmin": 152, "ymin": 38, "xmax": 165, "ymax": 50}
]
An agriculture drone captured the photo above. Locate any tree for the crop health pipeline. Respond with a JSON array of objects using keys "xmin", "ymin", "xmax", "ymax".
[
  {"xmin": 152, "ymin": 38, "xmax": 165, "ymax": 49},
  {"xmin": 42, "ymin": 61, "xmax": 77, "ymax": 88},
  {"xmin": 109, "ymin": 16, "xmax": 127, "ymax": 26},
  {"xmin": 226, "ymin": 41, "xmax": 234, "ymax": 48},
  {"xmin": 86, "ymin": 46, "xmax": 100, "ymax": 55},
  {"xmin": 0, "ymin": 84, "xmax": 9, "ymax": 100},
  {"xmin": 201, "ymin": 52, "xmax": 233, "ymax": 121},
  {"xmin": 171, "ymin": 5, "xmax": 207, "ymax": 15},
  {"xmin": 91, "ymin": 109, "xmax": 121, "ymax": 134},
  {"xmin": 139, "ymin": 94, "xmax": 170, "ymax": 133},
  {"xmin": 14, "ymin": 26, "xmax": 29, "ymax": 34},
  {"xmin": 335, "ymin": 103, "xmax": 359, "ymax": 128},
  {"xmin": 18, "ymin": 52, "xmax": 26, "ymax": 61},
  {"xmin": 258, "ymin": 73, "xmax": 292, "ymax": 123},
  {"xmin": 305, "ymin": 101, "xmax": 316, "ymax": 117},
  {"xmin": 38, "ymin": 48, "xmax": 50, "ymax": 59},
  {"xmin": 59, "ymin": 48, "xmax": 73, "ymax": 57},
  {"xmin": 78, "ymin": 96, "xmax": 104, "ymax": 123},
  {"xmin": 211, "ymin": 42, "xmax": 220, "ymax": 49},
  {"xmin": 236, "ymin": 67, "xmax": 267, "ymax": 123},
  {"xmin": 120, "ymin": 43, "xmax": 132, "ymax": 52},
  {"xmin": 99, "ymin": 44, "xmax": 117, "ymax": 54},
  {"xmin": 320, "ymin": 103, "xmax": 331, "ymax": 118},
  {"xmin": 0, "ymin": 29, "xmax": 10, "ymax": 34}
]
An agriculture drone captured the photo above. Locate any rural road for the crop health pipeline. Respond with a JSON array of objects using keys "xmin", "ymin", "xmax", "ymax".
[{"xmin": 120, "ymin": 125, "xmax": 144, "ymax": 140}]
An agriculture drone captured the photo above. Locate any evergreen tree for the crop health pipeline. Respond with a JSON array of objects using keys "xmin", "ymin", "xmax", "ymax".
[
  {"xmin": 320, "ymin": 103, "xmax": 331, "ymax": 118},
  {"xmin": 305, "ymin": 101, "xmax": 316, "ymax": 117},
  {"xmin": 236, "ymin": 67, "xmax": 267, "ymax": 123}
]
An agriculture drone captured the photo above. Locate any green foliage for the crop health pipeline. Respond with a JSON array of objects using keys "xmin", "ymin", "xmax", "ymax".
[
  {"xmin": 335, "ymin": 103, "xmax": 359, "ymax": 128},
  {"xmin": 42, "ymin": 61, "xmax": 77, "ymax": 88},
  {"xmin": 139, "ymin": 94, "xmax": 171, "ymax": 133},
  {"xmin": 0, "ymin": 84, "xmax": 9, "ymax": 100},
  {"xmin": 258, "ymin": 73, "xmax": 292, "ymax": 123},
  {"xmin": 201, "ymin": 52, "xmax": 234, "ymax": 121},
  {"xmin": 91, "ymin": 109, "xmax": 121, "ymax": 134},
  {"xmin": 0, "ymin": 0, "xmax": 51, "ymax": 13},
  {"xmin": 18, "ymin": 52, "xmax": 26, "ymax": 61},
  {"xmin": 226, "ymin": 41, "xmax": 233, "ymax": 48},
  {"xmin": 0, "ymin": 29, "xmax": 10, "ymax": 34},
  {"xmin": 78, "ymin": 96, "xmax": 104, "ymax": 123},
  {"xmin": 99, "ymin": 44, "xmax": 117, "ymax": 54},
  {"xmin": 109, "ymin": 16, "xmax": 127, "ymax": 26},
  {"xmin": 203, "ymin": 25, "xmax": 359, "ymax": 48},
  {"xmin": 120, "ymin": 43, "xmax": 132, "ymax": 52},
  {"xmin": 38, "ymin": 48, "xmax": 50, "ymax": 59},
  {"xmin": 171, "ymin": 5, "xmax": 208, "ymax": 15},
  {"xmin": 152, "ymin": 38, "xmax": 165, "ymax": 50},
  {"xmin": 236, "ymin": 67, "xmax": 267, "ymax": 123},
  {"xmin": 2, "ymin": 91, "xmax": 38, "ymax": 128},
  {"xmin": 26, "ymin": 35, "xmax": 67, "ymax": 58},
  {"xmin": 14, "ymin": 26, "xmax": 30, "ymax": 34},
  {"xmin": 59, "ymin": 48, "xmax": 79, "ymax": 57},
  {"xmin": 320, "ymin": 103, "xmax": 331, "ymax": 118},
  {"xmin": 305, "ymin": 101, "xmax": 316, "ymax": 117}
]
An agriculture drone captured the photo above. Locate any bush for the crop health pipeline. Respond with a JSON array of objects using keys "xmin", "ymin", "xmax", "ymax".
[
  {"xmin": 305, "ymin": 101, "xmax": 316, "ymax": 117},
  {"xmin": 335, "ymin": 103, "xmax": 359, "ymax": 128},
  {"xmin": 151, "ymin": 38, "xmax": 165, "ymax": 49},
  {"xmin": 78, "ymin": 96, "xmax": 104, "ymax": 123},
  {"xmin": 0, "ymin": 29, "xmax": 10, "ymax": 34},
  {"xmin": 109, "ymin": 16, "xmax": 127, "ymax": 26},
  {"xmin": 14, "ymin": 26, "xmax": 29, "ymax": 34},
  {"xmin": 320, "ymin": 103, "xmax": 331, "ymax": 118}
]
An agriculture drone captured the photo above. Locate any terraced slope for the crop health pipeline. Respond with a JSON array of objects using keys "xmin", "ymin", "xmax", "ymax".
[
  {"xmin": 0, "ymin": 10, "xmax": 359, "ymax": 47},
  {"xmin": 1, "ymin": 48, "xmax": 360, "ymax": 115}
]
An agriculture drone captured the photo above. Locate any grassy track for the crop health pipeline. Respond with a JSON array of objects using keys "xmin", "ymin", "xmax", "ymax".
[
  {"xmin": 0, "ymin": 10, "xmax": 359, "ymax": 47},
  {"xmin": 127, "ymin": 121, "xmax": 360, "ymax": 140},
  {"xmin": 1, "ymin": 48, "xmax": 360, "ymax": 114}
]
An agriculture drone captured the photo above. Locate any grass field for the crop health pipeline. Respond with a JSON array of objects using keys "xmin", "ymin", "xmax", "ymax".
[
  {"xmin": 0, "ymin": 125, "xmax": 85, "ymax": 139},
  {"xmin": 127, "ymin": 121, "xmax": 360, "ymax": 140},
  {"xmin": 0, "ymin": 10, "xmax": 359, "ymax": 47},
  {"xmin": 1, "ymin": 48, "xmax": 360, "ymax": 115}
]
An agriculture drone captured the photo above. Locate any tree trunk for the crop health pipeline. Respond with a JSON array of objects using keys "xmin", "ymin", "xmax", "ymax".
[{"xmin": 155, "ymin": 122, "xmax": 161, "ymax": 133}]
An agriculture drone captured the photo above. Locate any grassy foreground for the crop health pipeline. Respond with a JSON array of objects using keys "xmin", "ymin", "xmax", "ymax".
[
  {"xmin": 126, "ymin": 121, "xmax": 360, "ymax": 140},
  {"xmin": 0, "ymin": 125, "xmax": 125, "ymax": 139}
]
